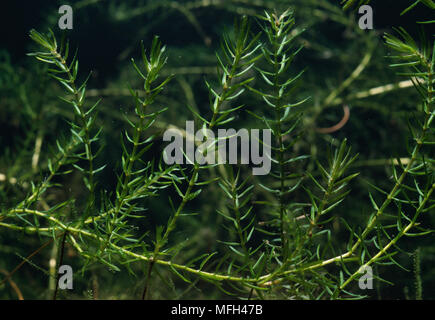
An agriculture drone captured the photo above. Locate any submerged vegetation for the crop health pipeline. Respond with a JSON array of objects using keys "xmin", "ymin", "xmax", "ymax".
[{"xmin": 0, "ymin": 0, "xmax": 434, "ymax": 299}]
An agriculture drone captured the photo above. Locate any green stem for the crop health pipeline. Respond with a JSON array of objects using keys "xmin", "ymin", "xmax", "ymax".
[
  {"xmin": 141, "ymin": 38, "xmax": 244, "ymax": 298},
  {"xmin": 339, "ymin": 182, "xmax": 435, "ymax": 291},
  {"xmin": 52, "ymin": 50, "xmax": 96, "ymax": 210}
]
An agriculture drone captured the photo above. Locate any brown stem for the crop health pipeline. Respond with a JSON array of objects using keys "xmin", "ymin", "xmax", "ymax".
[
  {"xmin": 0, "ymin": 235, "xmax": 59, "ymax": 287},
  {"xmin": 53, "ymin": 231, "xmax": 68, "ymax": 300},
  {"xmin": 315, "ymin": 105, "xmax": 350, "ymax": 134},
  {"xmin": 141, "ymin": 260, "xmax": 155, "ymax": 300},
  {"xmin": 0, "ymin": 269, "xmax": 24, "ymax": 300}
]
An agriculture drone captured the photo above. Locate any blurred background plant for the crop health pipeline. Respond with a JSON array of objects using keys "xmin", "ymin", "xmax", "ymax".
[{"xmin": 0, "ymin": 0, "xmax": 434, "ymax": 299}]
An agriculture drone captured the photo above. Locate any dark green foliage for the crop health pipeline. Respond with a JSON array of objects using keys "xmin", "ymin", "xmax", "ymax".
[{"xmin": 0, "ymin": 0, "xmax": 434, "ymax": 300}]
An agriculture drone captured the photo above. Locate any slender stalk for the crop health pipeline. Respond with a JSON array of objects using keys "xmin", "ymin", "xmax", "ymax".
[
  {"xmin": 53, "ymin": 50, "xmax": 96, "ymax": 209},
  {"xmin": 348, "ymin": 70, "xmax": 433, "ymax": 257},
  {"xmin": 271, "ymin": 29, "xmax": 288, "ymax": 259},
  {"xmin": 53, "ymin": 231, "xmax": 68, "ymax": 300},
  {"xmin": 339, "ymin": 182, "xmax": 435, "ymax": 291},
  {"xmin": 141, "ymin": 25, "xmax": 249, "ymax": 297},
  {"xmin": 0, "ymin": 236, "xmax": 57, "ymax": 287}
]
